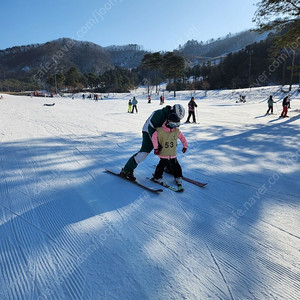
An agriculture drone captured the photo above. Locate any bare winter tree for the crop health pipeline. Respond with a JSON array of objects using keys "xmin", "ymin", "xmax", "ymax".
[{"xmin": 253, "ymin": 0, "xmax": 300, "ymax": 90}]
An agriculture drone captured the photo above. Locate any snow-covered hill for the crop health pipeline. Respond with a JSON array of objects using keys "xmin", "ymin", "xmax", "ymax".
[{"xmin": 0, "ymin": 86, "xmax": 299, "ymax": 300}]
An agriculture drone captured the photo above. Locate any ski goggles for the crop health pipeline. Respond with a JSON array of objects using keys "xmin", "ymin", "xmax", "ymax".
[{"xmin": 167, "ymin": 121, "xmax": 180, "ymax": 128}]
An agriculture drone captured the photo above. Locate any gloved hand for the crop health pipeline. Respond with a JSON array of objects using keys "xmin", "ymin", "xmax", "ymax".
[
  {"xmin": 182, "ymin": 148, "xmax": 187, "ymax": 153},
  {"xmin": 154, "ymin": 149, "xmax": 160, "ymax": 155}
]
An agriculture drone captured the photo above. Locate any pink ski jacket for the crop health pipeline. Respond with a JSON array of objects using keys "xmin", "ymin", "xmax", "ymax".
[{"xmin": 152, "ymin": 121, "xmax": 188, "ymax": 159}]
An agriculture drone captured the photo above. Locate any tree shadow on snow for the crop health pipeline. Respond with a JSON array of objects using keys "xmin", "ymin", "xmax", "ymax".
[
  {"xmin": 177, "ymin": 114, "xmax": 300, "ymax": 299},
  {"xmin": 0, "ymin": 117, "xmax": 299, "ymax": 299},
  {"xmin": 0, "ymin": 131, "xmax": 157, "ymax": 299}
]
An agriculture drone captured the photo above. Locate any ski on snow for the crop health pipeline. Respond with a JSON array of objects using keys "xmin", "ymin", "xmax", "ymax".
[
  {"xmin": 181, "ymin": 176, "xmax": 207, "ymax": 187},
  {"xmin": 147, "ymin": 177, "xmax": 184, "ymax": 192},
  {"xmin": 105, "ymin": 169, "xmax": 163, "ymax": 194},
  {"xmin": 152, "ymin": 166, "xmax": 207, "ymax": 187}
]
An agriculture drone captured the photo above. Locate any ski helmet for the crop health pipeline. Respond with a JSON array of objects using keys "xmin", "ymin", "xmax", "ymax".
[
  {"xmin": 167, "ymin": 113, "xmax": 181, "ymax": 128},
  {"xmin": 173, "ymin": 104, "xmax": 185, "ymax": 120}
]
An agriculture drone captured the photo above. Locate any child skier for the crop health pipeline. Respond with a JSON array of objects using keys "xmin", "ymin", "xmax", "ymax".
[
  {"xmin": 128, "ymin": 99, "xmax": 132, "ymax": 113},
  {"xmin": 151, "ymin": 113, "xmax": 188, "ymax": 189},
  {"xmin": 266, "ymin": 95, "xmax": 276, "ymax": 115}
]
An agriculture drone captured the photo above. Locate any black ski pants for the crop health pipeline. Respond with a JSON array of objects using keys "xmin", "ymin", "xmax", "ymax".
[
  {"xmin": 186, "ymin": 110, "xmax": 196, "ymax": 123},
  {"xmin": 154, "ymin": 158, "xmax": 182, "ymax": 179}
]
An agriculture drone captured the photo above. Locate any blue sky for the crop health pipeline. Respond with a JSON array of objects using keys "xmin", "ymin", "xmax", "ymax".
[{"xmin": 1, "ymin": 0, "xmax": 260, "ymax": 51}]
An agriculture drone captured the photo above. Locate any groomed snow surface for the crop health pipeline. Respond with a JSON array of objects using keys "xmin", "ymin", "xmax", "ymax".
[{"xmin": 0, "ymin": 86, "xmax": 299, "ymax": 300}]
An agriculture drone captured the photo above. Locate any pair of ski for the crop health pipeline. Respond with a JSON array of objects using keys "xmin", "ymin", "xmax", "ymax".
[
  {"xmin": 105, "ymin": 169, "xmax": 207, "ymax": 194},
  {"xmin": 147, "ymin": 177, "xmax": 184, "ymax": 193}
]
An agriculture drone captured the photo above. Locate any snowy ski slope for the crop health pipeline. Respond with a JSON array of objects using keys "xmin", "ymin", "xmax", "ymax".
[{"xmin": 0, "ymin": 85, "xmax": 299, "ymax": 299}]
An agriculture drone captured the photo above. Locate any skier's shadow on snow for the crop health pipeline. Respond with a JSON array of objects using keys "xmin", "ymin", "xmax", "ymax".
[
  {"xmin": 268, "ymin": 113, "xmax": 300, "ymax": 123},
  {"xmin": 254, "ymin": 114, "xmax": 268, "ymax": 119}
]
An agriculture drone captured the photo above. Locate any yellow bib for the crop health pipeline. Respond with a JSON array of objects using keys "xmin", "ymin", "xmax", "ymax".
[{"xmin": 156, "ymin": 127, "xmax": 179, "ymax": 156}]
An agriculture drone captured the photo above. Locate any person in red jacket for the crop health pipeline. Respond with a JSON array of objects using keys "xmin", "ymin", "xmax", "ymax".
[
  {"xmin": 151, "ymin": 113, "xmax": 188, "ymax": 188},
  {"xmin": 185, "ymin": 97, "xmax": 198, "ymax": 123},
  {"xmin": 280, "ymin": 95, "xmax": 290, "ymax": 118}
]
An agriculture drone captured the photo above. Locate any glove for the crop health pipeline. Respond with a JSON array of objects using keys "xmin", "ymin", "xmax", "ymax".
[
  {"xmin": 154, "ymin": 149, "xmax": 160, "ymax": 155},
  {"xmin": 182, "ymin": 148, "xmax": 187, "ymax": 153}
]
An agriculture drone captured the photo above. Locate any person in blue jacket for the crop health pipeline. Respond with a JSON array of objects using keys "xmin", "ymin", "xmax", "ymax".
[
  {"xmin": 131, "ymin": 96, "xmax": 138, "ymax": 113},
  {"xmin": 266, "ymin": 95, "xmax": 276, "ymax": 115}
]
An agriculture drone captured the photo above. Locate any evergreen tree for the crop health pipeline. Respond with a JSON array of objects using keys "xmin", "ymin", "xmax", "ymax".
[
  {"xmin": 86, "ymin": 73, "xmax": 100, "ymax": 89},
  {"xmin": 64, "ymin": 66, "xmax": 82, "ymax": 90},
  {"xmin": 141, "ymin": 52, "xmax": 163, "ymax": 94},
  {"xmin": 162, "ymin": 52, "xmax": 185, "ymax": 97},
  {"xmin": 97, "ymin": 67, "xmax": 139, "ymax": 93},
  {"xmin": 47, "ymin": 72, "xmax": 65, "ymax": 92}
]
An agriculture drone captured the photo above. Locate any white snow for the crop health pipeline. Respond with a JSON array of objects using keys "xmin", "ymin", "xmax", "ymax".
[{"xmin": 0, "ymin": 86, "xmax": 299, "ymax": 300}]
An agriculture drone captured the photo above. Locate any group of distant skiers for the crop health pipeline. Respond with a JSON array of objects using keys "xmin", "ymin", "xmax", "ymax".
[
  {"xmin": 128, "ymin": 96, "xmax": 138, "ymax": 113},
  {"xmin": 265, "ymin": 94, "xmax": 291, "ymax": 118},
  {"xmin": 82, "ymin": 93, "xmax": 103, "ymax": 101},
  {"xmin": 128, "ymin": 95, "xmax": 167, "ymax": 113}
]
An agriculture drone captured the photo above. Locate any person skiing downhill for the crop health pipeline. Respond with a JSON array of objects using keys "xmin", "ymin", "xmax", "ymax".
[
  {"xmin": 131, "ymin": 96, "xmax": 138, "ymax": 113},
  {"xmin": 185, "ymin": 97, "xmax": 198, "ymax": 123},
  {"xmin": 120, "ymin": 104, "xmax": 185, "ymax": 181},
  {"xmin": 280, "ymin": 95, "xmax": 290, "ymax": 118},
  {"xmin": 128, "ymin": 99, "xmax": 132, "ymax": 113},
  {"xmin": 160, "ymin": 95, "xmax": 165, "ymax": 105},
  {"xmin": 151, "ymin": 113, "xmax": 188, "ymax": 188},
  {"xmin": 266, "ymin": 95, "xmax": 276, "ymax": 115}
]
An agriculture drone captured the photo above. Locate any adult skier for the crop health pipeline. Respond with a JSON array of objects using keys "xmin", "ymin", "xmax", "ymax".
[
  {"xmin": 280, "ymin": 95, "xmax": 290, "ymax": 118},
  {"xmin": 131, "ymin": 96, "xmax": 138, "ymax": 113},
  {"xmin": 120, "ymin": 104, "xmax": 185, "ymax": 181},
  {"xmin": 185, "ymin": 97, "xmax": 198, "ymax": 123}
]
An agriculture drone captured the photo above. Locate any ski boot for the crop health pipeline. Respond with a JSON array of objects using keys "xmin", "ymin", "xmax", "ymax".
[
  {"xmin": 151, "ymin": 176, "xmax": 164, "ymax": 184},
  {"xmin": 175, "ymin": 177, "xmax": 184, "ymax": 191},
  {"xmin": 120, "ymin": 168, "xmax": 136, "ymax": 181}
]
